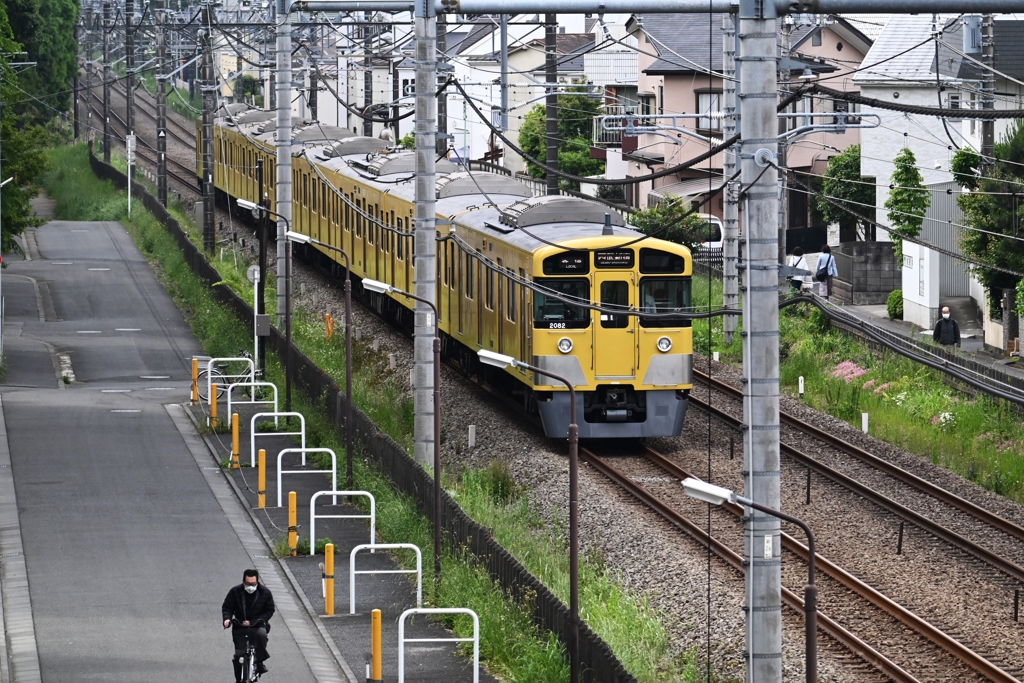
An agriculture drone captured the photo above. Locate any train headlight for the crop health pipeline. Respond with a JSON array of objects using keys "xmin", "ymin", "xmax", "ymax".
[
  {"xmin": 557, "ymin": 337, "xmax": 573, "ymax": 354},
  {"xmin": 657, "ymin": 336, "xmax": 673, "ymax": 353}
]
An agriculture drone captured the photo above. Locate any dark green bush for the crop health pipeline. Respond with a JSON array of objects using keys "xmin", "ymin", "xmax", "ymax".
[{"xmin": 887, "ymin": 289, "xmax": 904, "ymax": 320}]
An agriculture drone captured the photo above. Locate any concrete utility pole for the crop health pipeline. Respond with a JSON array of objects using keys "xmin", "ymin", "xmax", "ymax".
[
  {"xmin": 499, "ymin": 13, "xmax": 509, "ymax": 133},
  {"xmin": 156, "ymin": 0, "xmax": 168, "ymax": 206},
  {"xmin": 737, "ymin": 0, "xmax": 782, "ymax": 678},
  {"xmin": 275, "ymin": 0, "xmax": 292, "ymax": 326},
  {"xmin": 74, "ymin": 20, "xmax": 80, "ymax": 139},
  {"xmin": 200, "ymin": 1, "xmax": 216, "ymax": 253},
  {"xmin": 545, "ymin": 14, "xmax": 558, "ymax": 195},
  {"xmin": 85, "ymin": 3, "xmax": 93, "ymax": 143},
  {"xmin": 436, "ymin": 13, "xmax": 447, "ymax": 156},
  {"xmin": 126, "ymin": 0, "xmax": 136, "ymax": 179},
  {"xmin": 103, "ymin": 0, "xmax": 112, "ymax": 163},
  {"xmin": 363, "ymin": 12, "xmax": 373, "ymax": 136},
  {"xmin": 722, "ymin": 12, "xmax": 739, "ymax": 345},
  {"xmin": 981, "ymin": 13, "xmax": 995, "ymax": 170},
  {"xmin": 412, "ymin": 0, "xmax": 440, "ymax": 467}
]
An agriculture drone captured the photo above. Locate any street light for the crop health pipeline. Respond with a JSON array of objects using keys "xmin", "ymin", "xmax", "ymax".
[
  {"xmin": 362, "ymin": 278, "xmax": 444, "ymax": 588},
  {"xmin": 682, "ymin": 477, "xmax": 818, "ymax": 683},
  {"xmin": 237, "ymin": 198, "xmax": 293, "ymax": 413},
  {"xmin": 285, "ymin": 230, "xmax": 355, "ymax": 491},
  {"xmin": 477, "ymin": 349, "xmax": 580, "ymax": 683}
]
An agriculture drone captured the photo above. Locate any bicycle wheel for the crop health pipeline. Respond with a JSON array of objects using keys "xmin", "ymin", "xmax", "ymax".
[
  {"xmin": 247, "ymin": 648, "xmax": 258, "ymax": 682},
  {"xmin": 197, "ymin": 369, "xmax": 226, "ymax": 402}
]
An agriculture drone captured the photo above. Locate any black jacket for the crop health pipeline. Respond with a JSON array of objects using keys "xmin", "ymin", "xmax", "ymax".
[
  {"xmin": 933, "ymin": 317, "xmax": 961, "ymax": 346},
  {"xmin": 222, "ymin": 584, "xmax": 275, "ymax": 633}
]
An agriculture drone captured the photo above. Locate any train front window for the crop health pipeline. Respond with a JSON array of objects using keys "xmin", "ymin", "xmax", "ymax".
[
  {"xmin": 599, "ymin": 281, "xmax": 629, "ymax": 329},
  {"xmin": 640, "ymin": 277, "xmax": 692, "ymax": 328},
  {"xmin": 534, "ymin": 278, "xmax": 590, "ymax": 329}
]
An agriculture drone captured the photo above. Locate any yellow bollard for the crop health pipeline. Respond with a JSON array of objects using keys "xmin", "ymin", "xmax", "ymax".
[
  {"xmin": 288, "ymin": 491, "xmax": 297, "ymax": 556},
  {"xmin": 210, "ymin": 383, "xmax": 218, "ymax": 428},
  {"xmin": 371, "ymin": 608, "xmax": 382, "ymax": 682},
  {"xmin": 325, "ymin": 543, "xmax": 335, "ymax": 616},
  {"xmin": 191, "ymin": 358, "xmax": 199, "ymax": 406},
  {"xmin": 257, "ymin": 449, "xmax": 266, "ymax": 508},
  {"xmin": 231, "ymin": 413, "xmax": 240, "ymax": 468}
]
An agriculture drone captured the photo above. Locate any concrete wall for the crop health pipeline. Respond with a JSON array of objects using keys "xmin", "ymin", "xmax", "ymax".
[{"xmin": 831, "ymin": 241, "xmax": 900, "ymax": 305}]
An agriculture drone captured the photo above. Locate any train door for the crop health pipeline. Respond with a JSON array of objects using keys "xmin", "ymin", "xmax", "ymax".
[{"xmin": 593, "ymin": 272, "xmax": 636, "ymax": 378}]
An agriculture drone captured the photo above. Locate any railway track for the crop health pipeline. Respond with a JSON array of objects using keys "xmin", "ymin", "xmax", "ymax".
[{"xmin": 581, "ymin": 445, "xmax": 1019, "ymax": 683}]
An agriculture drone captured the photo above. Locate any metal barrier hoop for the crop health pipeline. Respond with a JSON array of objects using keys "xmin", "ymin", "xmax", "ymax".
[
  {"xmin": 398, "ymin": 608, "xmax": 479, "ymax": 683},
  {"xmin": 276, "ymin": 448, "xmax": 337, "ymax": 508},
  {"xmin": 226, "ymin": 381, "xmax": 279, "ymax": 418},
  {"xmin": 350, "ymin": 543, "xmax": 421, "ymax": 615},
  {"xmin": 206, "ymin": 357, "xmax": 254, "ymax": 401},
  {"xmin": 309, "ymin": 490, "xmax": 376, "ymax": 556},
  {"xmin": 250, "ymin": 412, "xmax": 306, "ymax": 467}
]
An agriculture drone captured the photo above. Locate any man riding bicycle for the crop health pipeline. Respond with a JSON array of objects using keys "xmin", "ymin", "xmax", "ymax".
[{"xmin": 222, "ymin": 569, "xmax": 275, "ymax": 681}]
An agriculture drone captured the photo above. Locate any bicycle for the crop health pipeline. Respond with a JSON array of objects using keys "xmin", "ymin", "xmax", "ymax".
[
  {"xmin": 227, "ymin": 617, "xmax": 265, "ymax": 683},
  {"xmin": 197, "ymin": 350, "xmax": 264, "ymax": 402}
]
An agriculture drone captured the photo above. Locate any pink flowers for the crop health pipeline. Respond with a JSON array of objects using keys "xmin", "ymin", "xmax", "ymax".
[
  {"xmin": 832, "ymin": 361, "xmax": 868, "ymax": 384},
  {"xmin": 862, "ymin": 379, "xmax": 876, "ymax": 390},
  {"xmin": 874, "ymin": 382, "xmax": 891, "ymax": 394}
]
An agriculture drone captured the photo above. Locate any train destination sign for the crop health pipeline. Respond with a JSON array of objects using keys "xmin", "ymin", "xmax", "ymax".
[
  {"xmin": 595, "ymin": 249, "xmax": 635, "ymax": 269},
  {"xmin": 543, "ymin": 250, "xmax": 590, "ymax": 275}
]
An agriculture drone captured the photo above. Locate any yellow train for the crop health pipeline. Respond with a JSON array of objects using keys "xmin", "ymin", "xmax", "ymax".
[{"xmin": 199, "ymin": 109, "xmax": 694, "ymax": 438}]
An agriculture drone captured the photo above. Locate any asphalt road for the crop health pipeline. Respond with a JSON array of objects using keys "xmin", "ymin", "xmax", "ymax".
[{"xmin": 0, "ymin": 218, "xmax": 341, "ymax": 683}]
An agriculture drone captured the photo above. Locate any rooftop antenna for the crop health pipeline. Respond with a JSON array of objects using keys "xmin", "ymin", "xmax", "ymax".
[{"xmin": 602, "ymin": 213, "xmax": 613, "ymax": 235}]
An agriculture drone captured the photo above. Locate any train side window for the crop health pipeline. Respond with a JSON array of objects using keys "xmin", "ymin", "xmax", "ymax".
[
  {"xmin": 506, "ymin": 268, "xmax": 516, "ymax": 322},
  {"xmin": 465, "ymin": 251, "xmax": 474, "ymax": 299},
  {"xmin": 356, "ymin": 200, "xmax": 363, "ymax": 238},
  {"xmin": 249, "ymin": 150, "xmax": 254, "ymax": 178},
  {"xmin": 397, "ymin": 219, "xmax": 405, "ymax": 260},
  {"xmin": 533, "ymin": 278, "xmax": 589, "ymax": 329},
  {"xmin": 485, "ymin": 260, "xmax": 494, "ymax": 310},
  {"xmin": 344, "ymin": 195, "xmax": 351, "ymax": 231},
  {"xmin": 302, "ymin": 175, "xmax": 308, "ymax": 207},
  {"xmin": 639, "ymin": 277, "xmax": 692, "ymax": 328},
  {"xmin": 368, "ymin": 206, "xmax": 375, "ymax": 245}
]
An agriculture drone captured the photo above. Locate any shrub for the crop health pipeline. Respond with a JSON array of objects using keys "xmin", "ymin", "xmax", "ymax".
[{"xmin": 887, "ymin": 289, "xmax": 904, "ymax": 320}]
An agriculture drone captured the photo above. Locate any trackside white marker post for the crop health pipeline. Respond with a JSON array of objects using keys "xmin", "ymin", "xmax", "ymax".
[
  {"xmin": 799, "ymin": 376, "xmax": 805, "ymax": 399},
  {"xmin": 862, "ymin": 413, "xmax": 869, "ymax": 434}
]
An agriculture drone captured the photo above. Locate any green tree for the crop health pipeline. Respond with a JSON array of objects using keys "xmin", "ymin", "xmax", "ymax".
[
  {"xmin": 6, "ymin": 0, "xmax": 79, "ymax": 123},
  {"xmin": 954, "ymin": 122, "xmax": 1024, "ymax": 317},
  {"xmin": 0, "ymin": 2, "xmax": 49, "ymax": 251},
  {"xmin": 816, "ymin": 144, "xmax": 876, "ymax": 242},
  {"xmin": 629, "ymin": 196, "xmax": 716, "ymax": 250},
  {"xmin": 517, "ymin": 91, "xmax": 604, "ymax": 191},
  {"xmin": 884, "ymin": 147, "xmax": 930, "ymax": 263}
]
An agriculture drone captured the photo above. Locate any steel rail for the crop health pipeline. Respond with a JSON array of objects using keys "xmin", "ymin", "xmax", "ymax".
[
  {"xmin": 88, "ymin": 103, "xmax": 198, "ymax": 190},
  {"xmin": 584, "ymin": 446, "xmax": 1020, "ymax": 683},
  {"xmin": 639, "ymin": 446, "xmax": 1023, "ymax": 683},
  {"xmin": 689, "ymin": 391, "xmax": 1024, "ymax": 587},
  {"xmin": 578, "ymin": 448, "xmax": 922, "ymax": 683},
  {"xmin": 695, "ymin": 369, "xmax": 1024, "ymax": 545}
]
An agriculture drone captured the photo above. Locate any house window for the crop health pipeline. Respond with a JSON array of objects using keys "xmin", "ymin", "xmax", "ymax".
[
  {"xmin": 697, "ymin": 91, "xmax": 722, "ymax": 133},
  {"xmin": 639, "ymin": 94, "xmax": 655, "ymax": 126},
  {"xmin": 948, "ymin": 93, "xmax": 962, "ymax": 122},
  {"xmin": 658, "ymin": 85, "xmax": 664, "ymax": 115}
]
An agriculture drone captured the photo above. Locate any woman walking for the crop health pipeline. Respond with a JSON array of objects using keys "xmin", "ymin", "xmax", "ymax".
[{"xmin": 816, "ymin": 245, "xmax": 838, "ymax": 300}]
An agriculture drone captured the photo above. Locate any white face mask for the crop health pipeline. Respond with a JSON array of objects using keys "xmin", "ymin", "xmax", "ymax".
[
  {"xmin": 943, "ymin": 313, "xmax": 950, "ymax": 320},
  {"xmin": 244, "ymin": 584, "xmax": 257, "ymax": 594}
]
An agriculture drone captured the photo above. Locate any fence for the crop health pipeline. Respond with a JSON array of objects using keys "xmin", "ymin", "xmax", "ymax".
[{"xmin": 88, "ymin": 146, "xmax": 638, "ymax": 683}]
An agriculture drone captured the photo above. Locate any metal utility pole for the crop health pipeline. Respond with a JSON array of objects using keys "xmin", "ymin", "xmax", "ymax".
[
  {"xmin": 257, "ymin": 158, "xmax": 268, "ymax": 375},
  {"xmin": 156, "ymin": 0, "xmax": 168, "ymax": 206},
  {"xmin": 981, "ymin": 13, "xmax": 995, "ymax": 170},
  {"xmin": 275, "ymin": 0, "xmax": 292, "ymax": 326},
  {"xmin": 200, "ymin": 1, "xmax": 216, "ymax": 253},
  {"xmin": 737, "ymin": 0, "xmax": 782, "ymax": 679},
  {"xmin": 126, "ymin": 0, "xmax": 136, "ymax": 179},
  {"xmin": 74, "ymin": 20, "xmax": 80, "ymax": 139},
  {"xmin": 499, "ymin": 14, "xmax": 508, "ymax": 133},
  {"xmin": 436, "ymin": 13, "xmax": 447, "ymax": 156},
  {"xmin": 777, "ymin": 17, "xmax": 792, "ymax": 265},
  {"xmin": 363, "ymin": 12, "xmax": 373, "ymax": 136},
  {"xmin": 412, "ymin": 0, "xmax": 439, "ymax": 468},
  {"xmin": 722, "ymin": 12, "xmax": 739, "ymax": 345},
  {"xmin": 103, "ymin": 0, "xmax": 112, "ymax": 163},
  {"xmin": 545, "ymin": 14, "xmax": 558, "ymax": 195}
]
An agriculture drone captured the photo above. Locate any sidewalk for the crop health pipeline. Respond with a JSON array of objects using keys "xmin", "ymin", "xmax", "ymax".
[
  {"xmin": 185, "ymin": 402, "xmax": 496, "ymax": 683},
  {"xmin": 838, "ymin": 301, "xmax": 1024, "ymax": 383}
]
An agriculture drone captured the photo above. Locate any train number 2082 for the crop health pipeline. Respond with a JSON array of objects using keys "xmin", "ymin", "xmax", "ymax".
[{"xmin": 548, "ymin": 322, "xmax": 566, "ymax": 329}]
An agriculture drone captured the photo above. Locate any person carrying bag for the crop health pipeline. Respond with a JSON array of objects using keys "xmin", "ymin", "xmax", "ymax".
[
  {"xmin": 815, "ymin": 245, "xmax": 837, "ymax": 299},
  {"xmin": 788, "ymin": 247, "xmax": 809, "ymax": 293}
]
